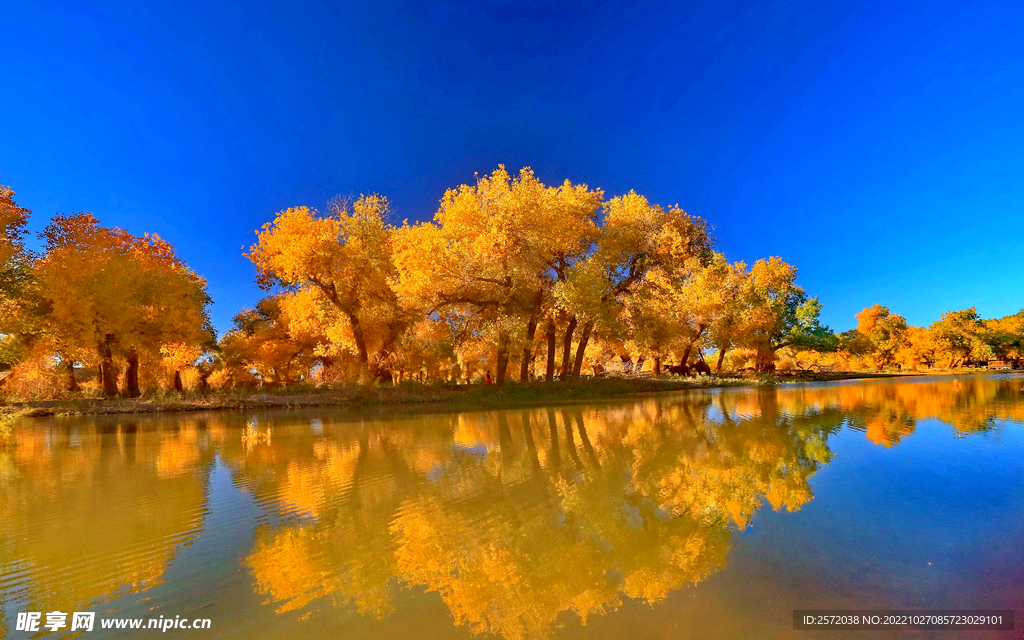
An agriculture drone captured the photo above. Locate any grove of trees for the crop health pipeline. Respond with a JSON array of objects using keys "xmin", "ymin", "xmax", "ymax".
[
  {"xmin": 0, "ymin": 172, "xmax": 1019, "ymax": 398},
  {"xmin": 0, "ymin": 187, "xmax": 214, "ymax": 398},
  {"xmin": 782, "ymin": 304, "xmax": 1024, "ymax": 372},
  {"xmin": 229, "ymin": 166, "xmax": 834, "ymax": 388}
]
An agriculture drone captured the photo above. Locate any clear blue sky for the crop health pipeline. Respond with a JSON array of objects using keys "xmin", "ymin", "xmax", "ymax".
[{"xmin": 3, "ymin": 0, "xmax": 1023, "ymax": 335}]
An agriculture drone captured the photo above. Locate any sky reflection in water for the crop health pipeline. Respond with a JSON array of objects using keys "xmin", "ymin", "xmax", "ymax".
[{"xmin": 2, "ymin": 374, "xmax": 1024, "ymax": 639}]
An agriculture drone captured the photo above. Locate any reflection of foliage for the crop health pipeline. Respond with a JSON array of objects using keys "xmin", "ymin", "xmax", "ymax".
[
  {"xmin": 246, "ymin": 526, "xmax": 338, "ymax": 613},
  {"xmin": 0, "ymin": 420, "xmax": 211, "ymax": 613},
  {"xmin": 5, "ymin": 377, "xmax": 1019, "ymax": 640},
  {"xmin": 393, "ymin": 496, "xmax": 618, "ymax": 640},
  {"xmin": 228, "ymin": 423, "xmax": 442, "ymax": 619},
  {"xmin": 619, "ymin": 397, "xmax": 836, "ymax": 530},
  {"xmin": 0, "ymin": 409, "xmax": 27, "ymax": 446},
  {"xmin": 230, "ymin": 377, "xmax": 1023, "ymax": 638},
  {"xmin": 827, "ymin": 377, "xmax": 1024, "ymax": 446},
  {"xmin": 242, "ymin": 420, "xmax": 273, "ymax": 453},
  {"xmin": 231, "ymin": 389, "xmax": 850, "ymax": 639}
]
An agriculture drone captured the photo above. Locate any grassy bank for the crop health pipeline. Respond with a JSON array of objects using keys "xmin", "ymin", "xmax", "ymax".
[
  {"xmin": 0, "ymin": 408, "xmax": 29, "ymax": 445},
  {"xmin": 0, "ymin": 370, "xmax": 917, "ymax": 419}
]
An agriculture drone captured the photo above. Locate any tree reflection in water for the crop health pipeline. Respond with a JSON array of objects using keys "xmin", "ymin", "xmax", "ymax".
[
  {"xmin": 235, "ymin": 388, "xmax": 840, "ymax": 638},
  {"xmin": 0, "ymin": 418, "xmax": 213, "ymax": 617},
  {"xmin": 2, "ymin": 375, "xmax": 1022, "ymax": 639}
]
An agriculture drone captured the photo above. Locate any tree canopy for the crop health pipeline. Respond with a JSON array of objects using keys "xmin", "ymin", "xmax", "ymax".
[{"xmin": 1, "ymin": 170, "xmax": 1016, "ymax": 399}]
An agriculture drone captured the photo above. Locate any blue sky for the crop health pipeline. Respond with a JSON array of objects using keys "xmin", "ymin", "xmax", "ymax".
[{"xmin": 2, "ymin": 0, "xmax": 1023, "ymax": 335}]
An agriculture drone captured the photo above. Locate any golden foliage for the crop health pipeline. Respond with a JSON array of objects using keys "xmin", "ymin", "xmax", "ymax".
[
  {"xmin": 3, "ymin": 172, "xmax": 1020, "ymax": 399},
  {"xmin": 248, "ymin": 196, "xmax": 405, "ymax": 382}
]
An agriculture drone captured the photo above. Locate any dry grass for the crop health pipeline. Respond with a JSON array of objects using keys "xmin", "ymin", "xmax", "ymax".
[
  {"xmin": 8, "ymin": 375, "xmax": 755, "ymax": 417},
  {"xmin": 3, "ymin": 369, "xmax": 956, "ymax": 419}
]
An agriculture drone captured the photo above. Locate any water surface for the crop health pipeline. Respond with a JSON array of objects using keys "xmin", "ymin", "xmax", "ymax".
[{"xmin": 2, "ymin": 375, "xmax": 1024, "ymax": 639}]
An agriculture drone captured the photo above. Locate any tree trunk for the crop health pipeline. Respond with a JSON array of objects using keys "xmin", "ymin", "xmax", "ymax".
[
  {"xmin": 319, "ymin": 356, "xmax": 336, "ymax": 383},
  {"xmin": 495, "ymin": 331, "xmax": 510, "ymax": 384},
  {"xmin": 653, "ymin": 354, "xmax": 661, "ymax": 376},
  {"xmin": 64, "ymin": 359, "xmax": 79, "ymax": 393},
  {"xmin": 124, "ymin": 348, "xmax": 141, "ymax": 398},
  {"xmin": 98, "ymin": 334, "xmax": 118, "ymax": 398},
  {"xmin": 173, "ymin": 370, "xmax": 184, "ymax": 392},
  {"xmin": 570, "ymin": 320, "xmax": 594, "ymax": 378},
  {"xmin": 520, "ymin": 303, "xmax": 542, "ymax": 382},
  {"xmin": 755, "ymin": 344, "xmax": 775, "ymax": 372},
  {"xmin": 680, "ymin": 342, "xmax": 694, "ymax": 369},
  {"xmin": 370, "ymin": 338, "xmax": 396, "ymax": 384},
  {"xmin": 716, "ymin": 346, "xmax": 727, "ymax": 373},
  {"xmin": 559, "ymin": 315, "xmax": 577, "ymax": 379},
  {"xmin": 544, "ymin": 320, "xmax": 556, "ymax": 382},
  {"xmin": 679, "ymin": 325, "xmax": 706, "ymax": 372},
  {"xmin": 620, "ymin": 354, "xmax": 633, "ymax": 374},
  {"xmin": 347, "ymin": 313, "xmax": 371, "ymax": 381},
  {"xmin": 375, "ymin": 365, "xmax": 394, "ymax": 384}
]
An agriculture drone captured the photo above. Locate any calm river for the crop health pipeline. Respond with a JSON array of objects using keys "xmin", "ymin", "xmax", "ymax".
[{"xmin": 2, "ymin": 375, "xmax": 1023, "ymax": 639}]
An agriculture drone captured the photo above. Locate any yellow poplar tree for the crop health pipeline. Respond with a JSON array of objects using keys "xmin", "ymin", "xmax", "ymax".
[
  {"xmin": 733, "ymin": 257, "xmax": 834, "ymax": 371},
  {"xmin": 33, "ymin": 213, "xmax": 212, "ymax": 397},
  {"xmin": 930, "ymin": 307, "xmax": 988, "ymax": 367},
  {"xmin": 0, "ymin": 187, "xmax": 37, "ymax": 365},
  {"xmin": 248, "ymin": 195, "xmax": 405, "ymax": 382},
  {"xmin": 395, "ymin": 167, "xmax": 602, "ymax": 383},
  {"xmin": 556, "ymin": 191, "xmax": 710, "ymax": 378},
  {"xmin": 218, "ymin": 294, "xmax": 322, "ymax": 386},
  {"xmin": 852, "ymin": 304, "xmax": 908, "ymax": 369}
]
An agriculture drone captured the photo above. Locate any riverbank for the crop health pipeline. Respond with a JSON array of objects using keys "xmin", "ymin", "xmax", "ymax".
[{"xmin": 0, "ymin": 370, "xmax": 920, "ymax": 419}]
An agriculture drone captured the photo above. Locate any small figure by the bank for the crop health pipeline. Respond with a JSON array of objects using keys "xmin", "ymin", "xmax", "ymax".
[
  {"xmin": 692, "ymin": 355, "xmax": 712, "ymax": 376},
  {"xmin": 485, "ymin": 371, "xmax": 492, "ymax": 385},
  {"xmin": 667, "ymin": 362, "xmax": 689, "ymax": 376}
]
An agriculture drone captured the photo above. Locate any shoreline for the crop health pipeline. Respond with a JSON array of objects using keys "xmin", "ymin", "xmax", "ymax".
[{"xmin": 0, "ymin": 370, "xmax": 969, "ymax": 419}]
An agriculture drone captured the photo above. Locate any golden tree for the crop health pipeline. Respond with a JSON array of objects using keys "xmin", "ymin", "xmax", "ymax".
[
  {"xmin": 395, "ymin": 167, "xmax": 602, "ymax": 383},
  {"xmin": 217, "ymin": 294, "xmax": 323, "ymax": 386},
  {"xmin": 851, "ymin": 304, "xmax": 908, "ymax": 369},
  {"xmin": 930, "ymin": 307, "xmax": 988, "ymax": 367},
  {"xmin": 32, "ymin": 213, "xmax": 212, "ymax": 397},
  {"xmin": 0, "ymin": 186, "xmax": 31, "ymax": 299},
  {"xmin": 731, "ymin": 257, "xmax": 835, "ymax": 371},
  {"xmin": 985, "ymin": 311, "xmax": 1024, "ymax": 361},
  {"xmin": 0, "ymin": 187, "xmax": 38, "ymax": 369},
  {"xmin": 555, "ymin": 191, "xmax": 710, "ymax": 377},
  {"xmin": 249, "ymin": 195, "xmax": 405, "ymax": 382}
]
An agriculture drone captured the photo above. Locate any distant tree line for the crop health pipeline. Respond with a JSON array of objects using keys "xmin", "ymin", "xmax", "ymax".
[{"xmin": 777, "ymin": 304, "xmax": 1024, "ymax": 372}]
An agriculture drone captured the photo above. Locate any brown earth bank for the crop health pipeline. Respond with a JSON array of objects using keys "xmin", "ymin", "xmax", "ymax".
[{"xmin": 0, "ymin": 370, "xmax": 957, "ymax": 419}]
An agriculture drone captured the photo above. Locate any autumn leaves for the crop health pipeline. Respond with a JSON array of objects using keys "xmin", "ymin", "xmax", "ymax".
[
  {"xmin": 0, "ymin": 169, "xmax": 844, "ymax": 396},
  {"xmin": 247, "ymin": 196, "xmax": 406, "ymax": 384},
  {"xmin": 0, "ymin": 169, "xmax": 842, "ymax": 396},
  {"xmin": 240, "ymin": 166, "xmax": 831, "ymax": 385},
  {"xmin": 0, "ymin": 190, "xmax": 212, "ymax": 398},
  {"xmin": 5, "ymin": 168, "xmax": 1017, "ymax": 399},
  {"xmin": 821, "ymin": 305, "xmax": 1024, "ymax": 371}
]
